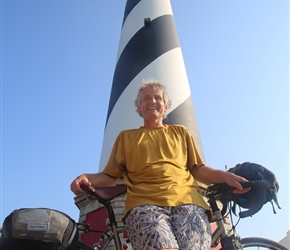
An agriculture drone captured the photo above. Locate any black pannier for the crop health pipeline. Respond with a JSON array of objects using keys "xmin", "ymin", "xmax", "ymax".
[{"xmin": 1, "ymin": 208, "xmax": 79, "ymax": 250}]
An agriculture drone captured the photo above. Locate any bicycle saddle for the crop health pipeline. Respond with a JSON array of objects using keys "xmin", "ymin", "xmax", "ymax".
[{"xmin": 80, "ymin": 184, "xmax": 127, "ymax": 201}]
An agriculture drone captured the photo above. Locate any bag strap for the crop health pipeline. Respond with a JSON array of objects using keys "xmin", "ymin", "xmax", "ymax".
[{"xmin": 67, "ymin": 224, "xmax": 77, "ymax": 245}]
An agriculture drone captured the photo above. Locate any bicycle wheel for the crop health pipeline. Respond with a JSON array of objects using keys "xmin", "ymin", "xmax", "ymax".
[{"xmin": 240, "ymin": 237, "xmax": 288, "ymax": 250}]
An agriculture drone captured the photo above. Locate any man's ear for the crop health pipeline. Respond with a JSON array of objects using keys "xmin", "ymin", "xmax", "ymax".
[
  {"xmin": 137, "ymin": 106, "xmax": 142, "ymax": 116},
  {"xmin": 164, "ymin": 104, "xmax": 168, "ymax": 113}
]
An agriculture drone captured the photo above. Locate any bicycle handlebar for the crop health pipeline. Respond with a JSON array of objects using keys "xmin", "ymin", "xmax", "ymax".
[
  {"xmin": 207, "ymin": 181, "xmax": 253, "ymax": 196},
  {"xmin": 207, "ymin": 181, "xmax": 275, "ymax": 218}
]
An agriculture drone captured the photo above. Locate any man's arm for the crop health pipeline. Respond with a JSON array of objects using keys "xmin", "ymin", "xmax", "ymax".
[
  {"xmin": 191, "ymin": 165, "xmax": 249, "ymax": 192},
  {"xmin": 70, "ymin": 172, "xmax": 119, "ymax": 195}
]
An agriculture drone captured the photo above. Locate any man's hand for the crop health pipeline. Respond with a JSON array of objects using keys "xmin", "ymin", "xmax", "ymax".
[
  {"xmin": 70, "ymin": 172, "xmax": 119, "ymax": 195},
  {"xmin": 70, "ymin": 175, "xmax": 94, "ymax": 195},
  {"xmin": 224, "ymin": 172, "xmax": 251, "ymax": 194}
]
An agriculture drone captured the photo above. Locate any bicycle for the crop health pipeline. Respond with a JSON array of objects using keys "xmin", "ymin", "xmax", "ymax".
[{"xmin": 77, "ymin": 183, "xmax": 288, "ymax": 250}]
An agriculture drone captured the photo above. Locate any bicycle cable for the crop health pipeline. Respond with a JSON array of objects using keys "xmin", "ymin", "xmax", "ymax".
[{"xmin": 227, "ymin": 201, "xmax": 241, "ymax": 236}]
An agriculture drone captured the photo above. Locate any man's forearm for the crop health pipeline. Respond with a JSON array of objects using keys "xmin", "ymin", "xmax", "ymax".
[
  {"xmin": 86, "ymin": 172, "xmax": 119, "ymax": 187},
  {"xmin": 192, "ymin": 165, "xmax": 248, "ymax": 192},
  {"xmin": 191, "ymin": 165, "xmax": 228, "ymax": 184}
]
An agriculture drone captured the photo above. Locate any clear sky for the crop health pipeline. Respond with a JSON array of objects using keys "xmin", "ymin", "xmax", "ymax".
[{"xmin": 1, "ymin": 0, "xmax": 289, "ymax": 244}]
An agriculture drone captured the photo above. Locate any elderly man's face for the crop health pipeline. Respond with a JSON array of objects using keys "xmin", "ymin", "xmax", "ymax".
[{"xmin": 138, "ymin": 86, "xmax": 168, "ymax": 121}]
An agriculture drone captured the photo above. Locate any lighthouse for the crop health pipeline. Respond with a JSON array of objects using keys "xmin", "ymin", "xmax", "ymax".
[{"xmin": 99, "ymin": 0, "xmax": 204, "ymax": 170}]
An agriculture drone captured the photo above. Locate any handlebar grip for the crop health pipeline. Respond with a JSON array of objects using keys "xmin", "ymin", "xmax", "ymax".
[
  {"xmin": 240, "ymin": 181, "xmax": 254, "ymax": 189},
  {"xmin": 207, "ymin": 181, "xmax": 254, "ymax": 194},
  {"xmin": 80, "ymin": 184, "xmax": 96, "ymax": 196}
]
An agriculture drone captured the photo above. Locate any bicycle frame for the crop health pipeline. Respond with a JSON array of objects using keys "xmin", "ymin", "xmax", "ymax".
[
  {"xmin": 97, "ymin": 199, "xmax": 124, "ymax": 250},
  {"xmin": 78, "ymin": 184, "xmax": 287, "ymax": 250},
  {"xmin": 208, "ymin": 191, "xmax": 240, "ymax": 249},
  {"xmin": 78, "ymin": 184, "xmax": 127, "ymax": 250},
  {"xmin": 78, "ymin": 226, "xmax": 125, "ymax": 250}
]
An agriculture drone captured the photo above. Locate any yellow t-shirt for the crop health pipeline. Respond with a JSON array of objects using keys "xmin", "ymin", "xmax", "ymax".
[{"xmin": 102, "ymin": 124, "xmax": 210, "ymax": 216}]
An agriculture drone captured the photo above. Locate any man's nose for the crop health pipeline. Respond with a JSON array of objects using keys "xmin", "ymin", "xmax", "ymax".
[{"xmin": 151, "ymin": 96, "xmax": 159, "ymax": 102}]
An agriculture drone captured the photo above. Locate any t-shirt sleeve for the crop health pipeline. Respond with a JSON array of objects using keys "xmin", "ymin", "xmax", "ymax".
[
  {"xmin": 102, "ymin": 132, "xmax": 126, "ymax": 178},
  {"xmin": 185, "ymin": 129, "xmax": 204, "ymax": 173}
]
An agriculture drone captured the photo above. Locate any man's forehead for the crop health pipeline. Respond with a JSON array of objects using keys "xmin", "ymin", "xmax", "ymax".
[{"xmin": 141, "ymin": 86, "xmax": 162, "ymax": 94}]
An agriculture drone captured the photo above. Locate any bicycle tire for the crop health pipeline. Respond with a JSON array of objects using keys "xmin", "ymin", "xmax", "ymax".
[{"xmin": 240, "ymin": 237, "xmax": 288, "ymax": 250}]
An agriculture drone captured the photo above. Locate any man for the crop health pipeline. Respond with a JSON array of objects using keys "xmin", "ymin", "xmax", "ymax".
[{"xmin": 71, "ymin": 79, "xmax": 249, "ymax": 250}]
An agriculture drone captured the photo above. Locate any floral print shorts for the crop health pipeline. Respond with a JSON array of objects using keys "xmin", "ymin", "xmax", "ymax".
[{"xmin": 125, "ymin": 204, "xmax": 211, "ymax": 250}]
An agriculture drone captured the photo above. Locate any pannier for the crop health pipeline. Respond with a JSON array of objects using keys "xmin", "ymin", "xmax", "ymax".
[{"xmin": 1, "ymin": 208, "xmax": 79, "ymax": 250}]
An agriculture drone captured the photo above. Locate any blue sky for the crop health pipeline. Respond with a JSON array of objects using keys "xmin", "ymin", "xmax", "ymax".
[{"xmin": 1, "ymin": 0, "xmax": 289, "ymax": 243}]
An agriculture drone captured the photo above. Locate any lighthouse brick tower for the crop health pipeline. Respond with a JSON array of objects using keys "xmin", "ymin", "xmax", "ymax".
[{"xmin": 74, "ymin": 1, "xmax": 216, "ymax": 249}]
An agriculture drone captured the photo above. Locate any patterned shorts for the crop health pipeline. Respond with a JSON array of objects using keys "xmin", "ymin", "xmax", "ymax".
[{"xmin": 125, "ymin": 204, "xmax": 211, "ymax": 250}]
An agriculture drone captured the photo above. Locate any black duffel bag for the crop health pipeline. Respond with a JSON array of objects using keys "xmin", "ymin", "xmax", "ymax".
[{"xmin": 1, "ymin": 208, "xmax": 79, "ymax": 250}]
